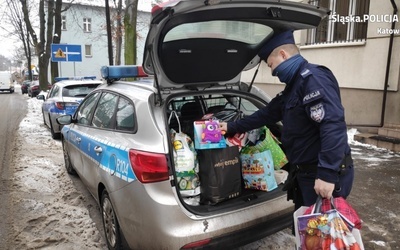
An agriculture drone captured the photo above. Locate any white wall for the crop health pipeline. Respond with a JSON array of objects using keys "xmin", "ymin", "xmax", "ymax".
[{"xmin": 57, "ymin": 3, "xmax": 150, "ymax": 79}]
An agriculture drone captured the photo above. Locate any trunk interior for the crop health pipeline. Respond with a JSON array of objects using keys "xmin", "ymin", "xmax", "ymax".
[{"xmin": 166, "ymin": 90, "xmax": 289, "ymax": 215}]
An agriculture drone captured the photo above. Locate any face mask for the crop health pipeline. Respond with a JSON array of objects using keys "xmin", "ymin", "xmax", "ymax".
[{"xmin": 272, "ymin": 54, "xmax": 304, "ymax": 83}]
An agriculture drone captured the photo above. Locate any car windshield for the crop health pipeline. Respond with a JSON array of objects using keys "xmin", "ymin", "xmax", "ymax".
[
  {"xmin": 163, "ymin": 20, "xmax": 273, "ymax": 44},
  {"xmin": 63, "ymin": 84, "xmax": 99, "ymax": 97}
]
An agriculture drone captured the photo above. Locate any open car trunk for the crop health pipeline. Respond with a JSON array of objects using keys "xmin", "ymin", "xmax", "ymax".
[{"xmin": 165, "ymin": 86, "xmax": 290, "ymax": 216}]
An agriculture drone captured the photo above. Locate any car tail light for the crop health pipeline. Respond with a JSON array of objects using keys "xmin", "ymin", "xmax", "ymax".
[
  {"xmin": 32, "ymin": 85, "xmax": 39, "ymax": 90},
  {"xmin": 55, "ymin": 102, "xmax": 65, "ymax": 110},
  {"xmin": 181, "ymin": 239, "xmax": 212, "ymax": 249},
  {"xmin": 129, "ymin": 149, "xmax": 169, "ymax": 183}
]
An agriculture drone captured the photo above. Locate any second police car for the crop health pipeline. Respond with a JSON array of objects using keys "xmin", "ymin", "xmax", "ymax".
[{"xmin": 37, "ymin": 76, "xmax": 102, "ymax": 139}]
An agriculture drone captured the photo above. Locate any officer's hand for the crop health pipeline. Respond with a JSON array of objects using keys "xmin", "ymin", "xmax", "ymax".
[
  {"xmin": 219, "ymin": 122, "xmax": 228, "ymax": 133},
  {"xmin": 314, "ymin": 179, "xmax": 335, "ymax": 199}
]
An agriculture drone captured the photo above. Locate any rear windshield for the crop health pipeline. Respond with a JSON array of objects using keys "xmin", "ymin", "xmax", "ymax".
[
  {"xmin": 163, "ymin": 20, "xmax": 273, "ymax": 44},
  {"xmin": 63, "ymin": 84, "xmax": 100, "ymax": 97}
]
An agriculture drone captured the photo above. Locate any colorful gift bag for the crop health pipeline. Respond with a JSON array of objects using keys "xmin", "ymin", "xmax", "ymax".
[
  {"xmin": 304, "ymin": 197, "xmax": 362, "ymax": 230},
  {"xmin": 240, "ymin": 150, "xmax": 278, "ymax": 192},
  {"xmin": 242, "ymin": 126, "xmax": 288, "ymax": 170},
  {"xmin": 294, "ymin": 197, "xmax": 364, "ymax": 250}
]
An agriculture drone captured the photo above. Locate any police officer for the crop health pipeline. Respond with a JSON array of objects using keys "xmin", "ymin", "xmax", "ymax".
[{"xmin": 219, "ymin": 30, "xmax": 354, "ymax": 210}]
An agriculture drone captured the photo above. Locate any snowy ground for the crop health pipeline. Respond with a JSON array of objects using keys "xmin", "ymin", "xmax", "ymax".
[
  {"xmin": 10, "ymin": 95, "xmax": 107, "ymax": 249},
  {"xmin": 8, "ymin": 91, "xmax": 400, "ymax": 249}
]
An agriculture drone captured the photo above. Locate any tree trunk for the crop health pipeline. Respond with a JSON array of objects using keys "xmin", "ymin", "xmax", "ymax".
[
  {"xmin": 124, "ymin": 0, "xmax": 138, "ymax": 65},
  {"xmin": 51, "ymin": 0, "xmax": 63, "ymax": 84},
  {"xmin": 114, "ymin": 0, "xmax": 123, "ymax": 65}
]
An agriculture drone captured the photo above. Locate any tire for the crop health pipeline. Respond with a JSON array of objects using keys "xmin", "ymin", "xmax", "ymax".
[
  {"xmin": 101, "ymin": 190, "xmax": 122, "ymax": 250},
  {"xmin": 49, "ymin": 115, "xmax": 61, "ymax": 139},
  {"xmin": 62, "ymin": 138, "xmax": 76, "ymax": 175}
]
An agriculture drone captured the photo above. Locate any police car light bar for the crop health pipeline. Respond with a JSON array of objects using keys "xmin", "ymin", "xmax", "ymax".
[
  {"xmin": 101, "ymin": 65, "xmax": 148, "ymax": 80},
  {"xmin": 55, "ymin": 76, "xmax": 97, "ymax": 82}
]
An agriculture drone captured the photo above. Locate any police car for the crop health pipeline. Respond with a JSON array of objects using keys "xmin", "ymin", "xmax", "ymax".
[
  {"xmin": 37, "ymin": 76, "xmax": 102, "ymax": 139},
  {"xmin": 56, "ymin": 1, "xmax": 327, "ymax": 249}
]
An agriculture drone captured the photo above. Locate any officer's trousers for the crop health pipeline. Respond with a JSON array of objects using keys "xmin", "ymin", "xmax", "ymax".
[{"xmin": 296, "ymin": 164, "xmax": 355, "ymax": 207}]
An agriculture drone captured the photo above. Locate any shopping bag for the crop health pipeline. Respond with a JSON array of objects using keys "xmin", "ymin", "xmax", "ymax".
[
  {"xmin": 169, "ymin": 111, "xmax": 200, "ymax": 197},
  {"xmin": 304, "ymin": 197, "xmax": 362, "ymax": 230},
  {"xmin": 240, "ymin": 150, "xmax": 278, "ymax": 192},
  {"xmin": 197, "ymin": 146, "xmax": 242, "ymax": 204},
  {"xmin": 294, "ymin": 197, "xmax": 364, "ymax": 250},
  {"xmin": 241, "ymin": 126, "xmax": 288, "ymax": 169}
]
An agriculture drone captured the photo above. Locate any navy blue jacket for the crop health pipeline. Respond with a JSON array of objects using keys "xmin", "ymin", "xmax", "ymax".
[{"xmin": 228, "ymin": 59, "xmax": 351, "ymax": 184}]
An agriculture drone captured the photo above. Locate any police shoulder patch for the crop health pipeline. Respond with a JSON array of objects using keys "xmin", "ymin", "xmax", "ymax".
[
  {"xmin": 309, "ymin": 103, "xmax": 325, "ymax": 123},
  {"xmin": 300, "ymin": 68, "xmax": 312, "ymax": 78}
]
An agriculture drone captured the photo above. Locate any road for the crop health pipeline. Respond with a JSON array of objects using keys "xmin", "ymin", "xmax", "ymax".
[
  {"xmin": 0, "ymin": 92, "xmax": 27, "ymax": 247},
  {"xmin": 1, "ymin": 88, "xmax": 400, "ymax": 249}
]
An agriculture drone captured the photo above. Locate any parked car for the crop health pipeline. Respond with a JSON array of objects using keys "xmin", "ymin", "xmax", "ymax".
[
  {"xmin": 28, "ymin": 80, "xmax": 52, "ymax": 97},
  {"xmin": 56, "ymin": 1, "xmax": 327, "ymax": 249},
  {"xmin": 21, "ymin": 80, "xmax": 32, "ymax": 94},
  {"xmin": 37, "ymin": 77, "xmax": 102, "ymax": 139},
  {"xmin": 0, "ymin": 71, "xmax": 14, "ymax": 93}
]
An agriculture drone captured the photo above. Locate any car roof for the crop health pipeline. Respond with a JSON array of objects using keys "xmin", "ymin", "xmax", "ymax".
[{"xmin": 143, "ymin": 0, "xmax": 328, "ymax": 89}]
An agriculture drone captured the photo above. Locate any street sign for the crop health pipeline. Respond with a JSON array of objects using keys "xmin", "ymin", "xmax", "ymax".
[{"xmin": 51, "ymin": 44, "xmax": 82, "ymax": 62}]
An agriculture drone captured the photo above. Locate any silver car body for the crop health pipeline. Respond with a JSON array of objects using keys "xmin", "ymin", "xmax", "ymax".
[
  {"xmin": 41, "ymin": 78, "xmax": 101, "ymax": 138},
  {"xmin": 59, "ymin": 0, "xmax": 327, "ymax": 249}
]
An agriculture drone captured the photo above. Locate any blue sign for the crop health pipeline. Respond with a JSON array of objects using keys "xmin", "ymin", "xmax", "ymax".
[{"xmin": 51, "ymin": 44, "xmax": 82, "ymax": 62}]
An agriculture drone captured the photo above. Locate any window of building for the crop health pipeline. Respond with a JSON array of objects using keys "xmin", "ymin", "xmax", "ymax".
[
  {"xmin": 83, "ymin": 18, "xmax": 92, "ymax": 32},
  {"xmin": 85, "ymin": 44, "xmax": 92, "ymax": 57},
  {"xmin": 306, "ymin": 0, "xmax": 370, "ymax": 45},
  {"xmin": 61, "ymin": 16, "xmax": 67, "ymax": 30}
]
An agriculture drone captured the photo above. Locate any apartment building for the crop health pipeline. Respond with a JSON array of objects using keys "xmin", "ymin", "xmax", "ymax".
[
  {"xmin": 243, "ymin": 0, "xmax": 400, "ymax": 126},
  {"xmin": 55, "ymin": 0, "xmax": 151, "ymax": 79}
]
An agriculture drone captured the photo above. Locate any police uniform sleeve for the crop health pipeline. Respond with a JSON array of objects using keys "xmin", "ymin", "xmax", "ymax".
[
  {"xmin": 301, "ymin": 67, "xmax": 348, "ymax": 183},
  {"xmin": 227, "ymin": 93, "xmax": 283, "ymax": 134}
]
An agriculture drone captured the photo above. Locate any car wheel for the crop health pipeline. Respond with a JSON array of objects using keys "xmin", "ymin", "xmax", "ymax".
[
  {"xmin": 49, "ymin": 115, "xmax": 61, "ymax": 139},
  {"xmin": 62, "ymin": 138, "xmax": 76, "ymax": 175},
  {"xmin": 101, "ymin": 190, "xmax": 122, "ymax": 250}
]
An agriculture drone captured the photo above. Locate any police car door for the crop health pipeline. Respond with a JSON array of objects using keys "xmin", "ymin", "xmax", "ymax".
[
  {"xmin": 77, "ymin": 92, "xmax": 120, "ymax": 195},
  {"xmin": 65, "ymin": 92, "xmax": 102, "ymax": 174}
]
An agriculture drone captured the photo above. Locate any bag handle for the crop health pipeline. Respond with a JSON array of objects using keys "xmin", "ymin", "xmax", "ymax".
[
  {"xmin": 168, "ymin": 111, "xmax": 181, "ymax": 132},
  {"xmin": 312, "ymin": 196, "xmax": 336, "ymax": 214}
]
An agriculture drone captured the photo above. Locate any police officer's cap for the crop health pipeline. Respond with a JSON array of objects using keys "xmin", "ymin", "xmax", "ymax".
[{"xmin": 258, "ymin": 30, "xmax": 295, "ymax": 60}]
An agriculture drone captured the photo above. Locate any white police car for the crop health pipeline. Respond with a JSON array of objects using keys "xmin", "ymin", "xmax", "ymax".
[
  {"xmin": 37, "ymin": 76, "xmax": 102, "ymax": 139},
  {"xmin": 56, "ymin": 1, "xmax": 327, "ymax": 249}
]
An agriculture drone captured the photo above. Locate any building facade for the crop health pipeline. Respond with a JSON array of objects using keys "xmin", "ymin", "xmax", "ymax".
[
  {"xmin": 55, "ymin": 1, "xmax": 151, "ymax": 79},
  {"xmin": 242, "ymin": 0, "xmax": 400, "ymax": 126}
]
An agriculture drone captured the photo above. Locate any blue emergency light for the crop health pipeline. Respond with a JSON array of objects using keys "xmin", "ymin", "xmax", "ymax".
[
  {"xmin": 54, "ymin": 76, "xmax": 96, "ymax": 82},
  {"xmin": 101, "ymin": 65, "xmax": 148, "ymax": 80}
]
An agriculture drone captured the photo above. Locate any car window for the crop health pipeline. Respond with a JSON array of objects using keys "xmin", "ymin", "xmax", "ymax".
[
  {"xmin": 164, "ymin": 21, "xmax": 273, "ymax": 44},
  {"xmin": 63, "ymin": 84, "xmax": 100, "ymax": 97},
  {"xmin": 76, "ymin": 92, "xmax": 100, "ymax": 125},
  {"xmin": 48, "ymin": 86, "xmax": 60, "ymax": 98},
  {"xmin": 92, "ymin": 92, "xmax": 118, "ymax": 129},
  {"xmin": 116, "ymin": 97, "xmax": 135, "ymax": 131}
]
